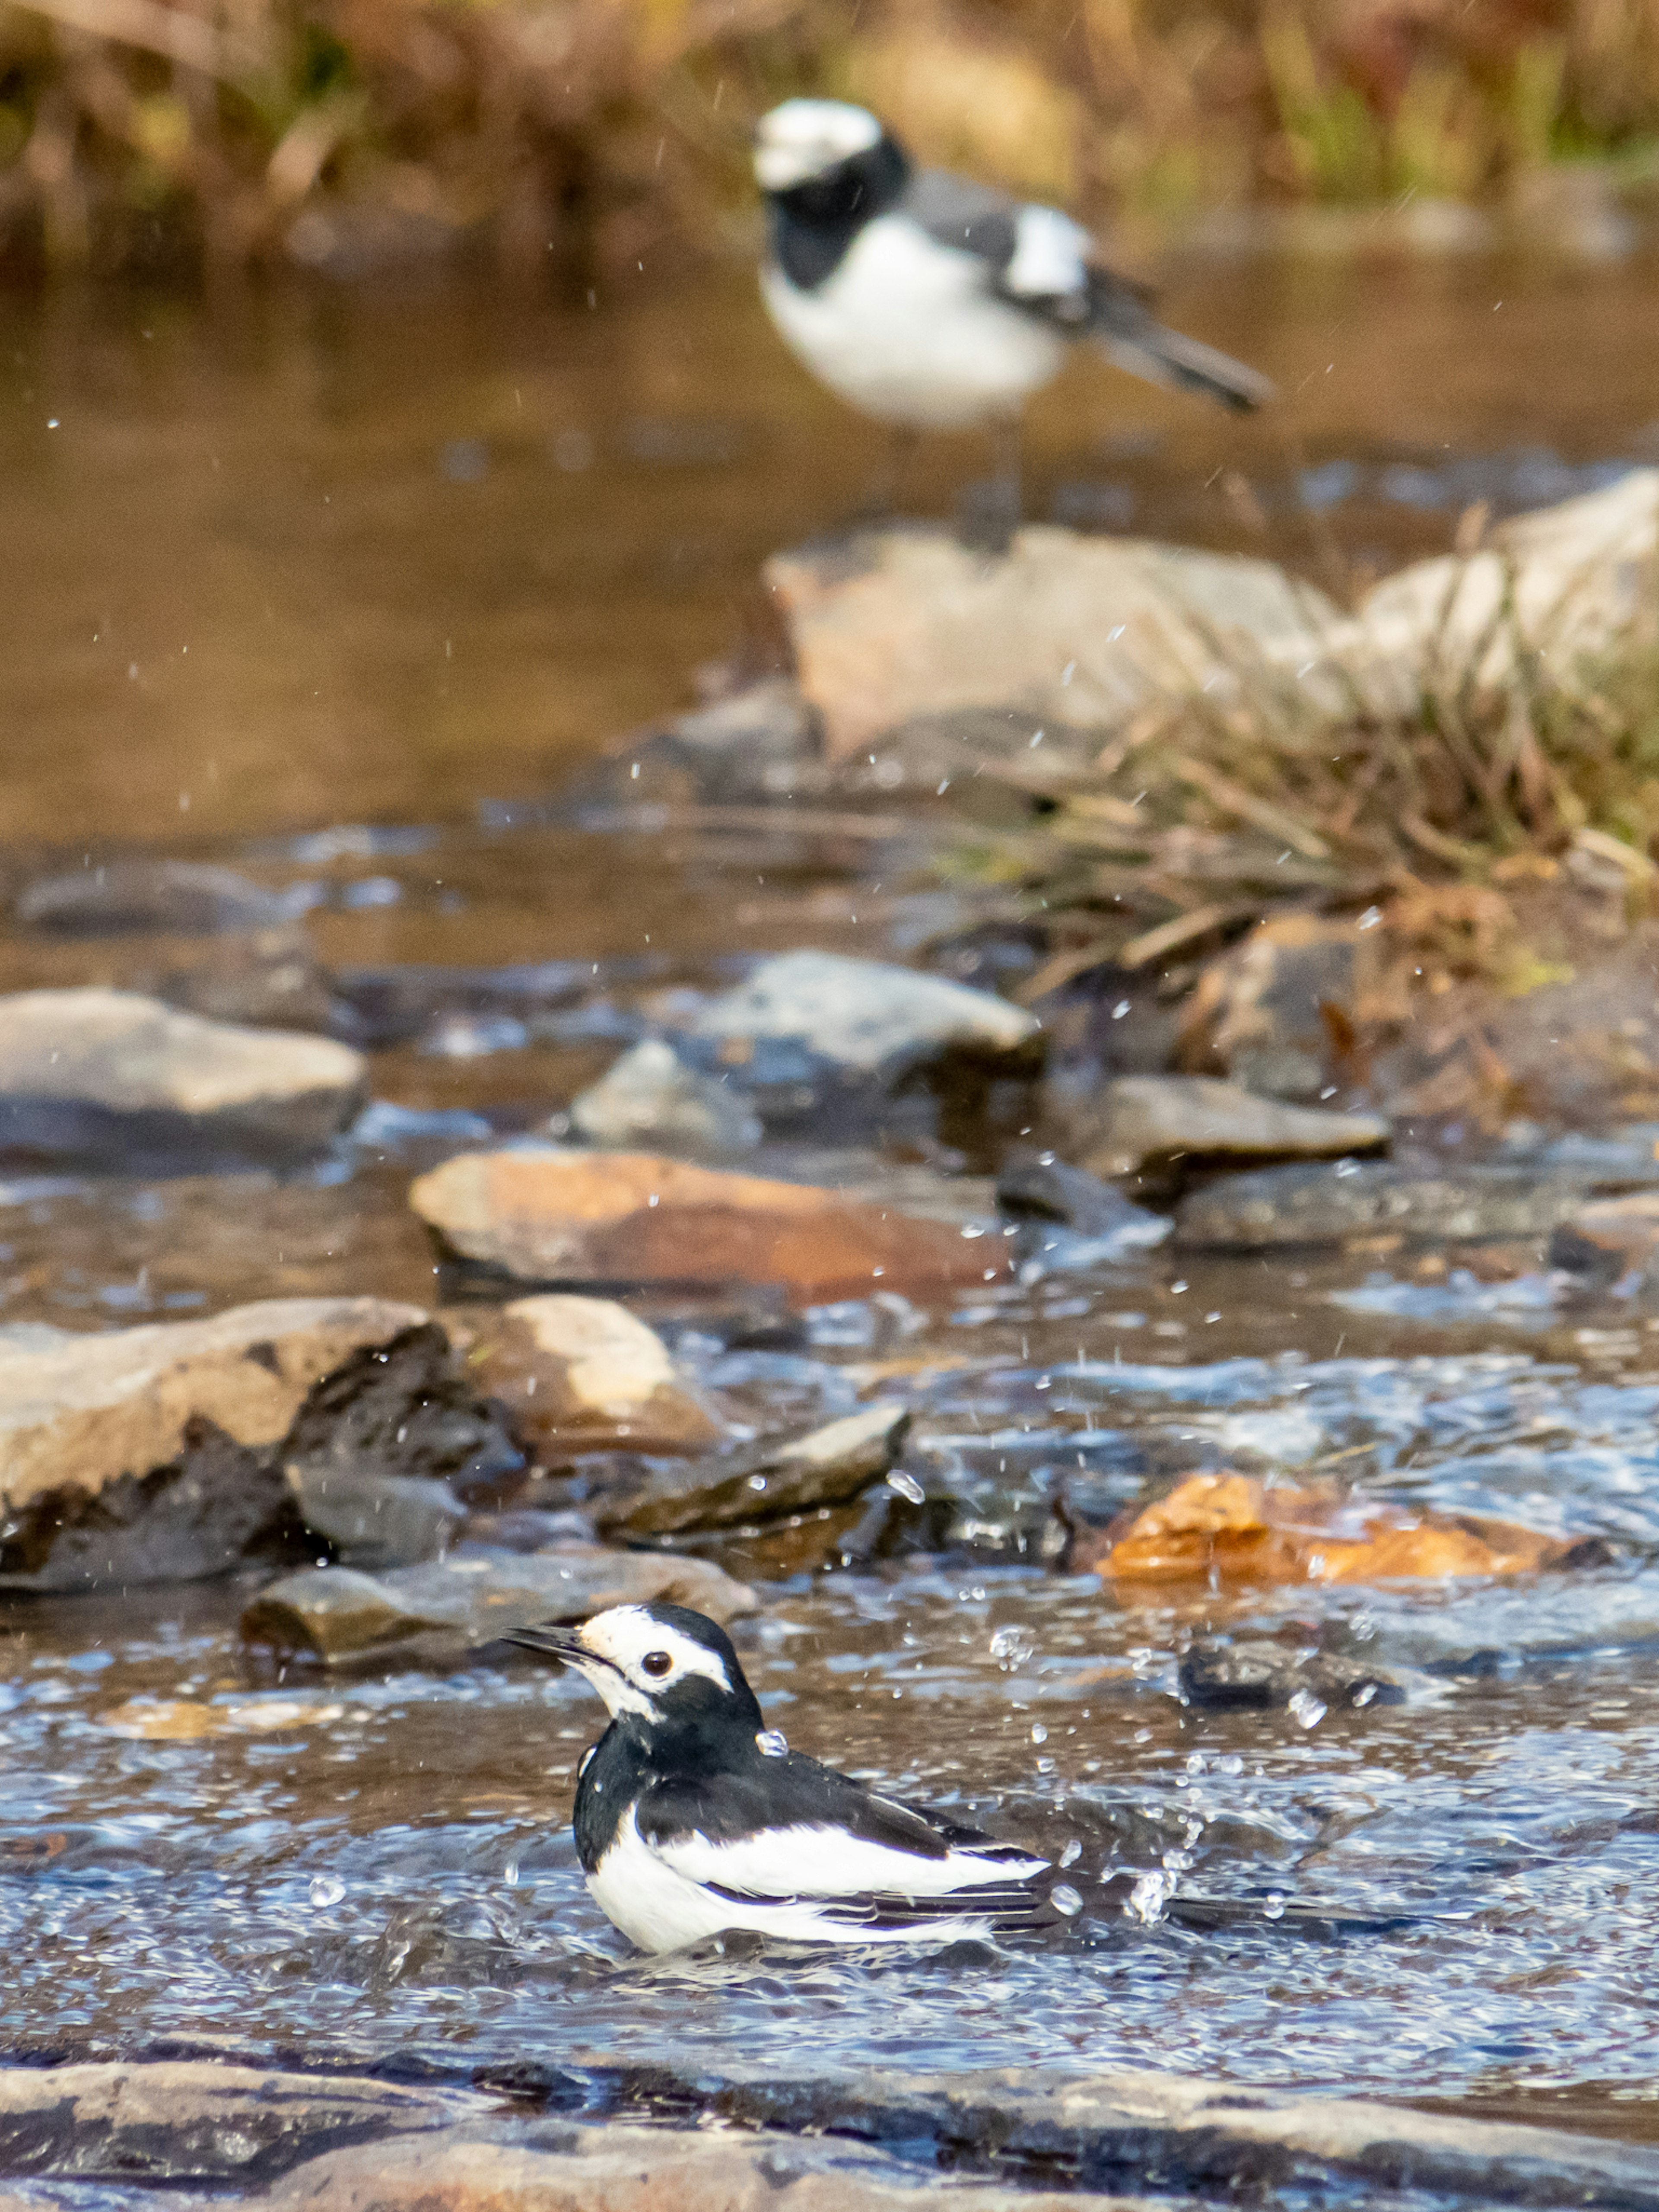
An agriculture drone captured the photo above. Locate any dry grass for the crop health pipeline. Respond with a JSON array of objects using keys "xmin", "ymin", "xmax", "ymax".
[
  {"xmin": 1, "ymin": 0, "xmax": 1659, "ymax": 279},
  {"xmin": 939, "ymin": 537, "xmax": 1659, "ymax": 1001}
]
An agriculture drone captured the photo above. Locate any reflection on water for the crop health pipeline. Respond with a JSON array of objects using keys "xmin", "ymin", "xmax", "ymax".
[
  {"xmin": 3, "ymin": 254, "xmax": 1657, "ymax": 845},
  {"xmin": 4, "ymin": 250, "xmax": 1659, "ymax": 2146}
]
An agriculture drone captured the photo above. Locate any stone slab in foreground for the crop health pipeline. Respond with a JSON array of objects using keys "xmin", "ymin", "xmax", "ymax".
[
  {"xmin": 0, "ymin": 988, "xmax": 365, "ymax": 1163},
  {"xmin": 410, "ymin": 1147, "xmax": 1010, "ymax": 1305}
]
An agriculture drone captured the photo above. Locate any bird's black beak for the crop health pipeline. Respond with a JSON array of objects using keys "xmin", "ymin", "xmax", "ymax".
[{"xmin": 507, "ymin": 1624, "xmax": 590, "ymax": 1666}]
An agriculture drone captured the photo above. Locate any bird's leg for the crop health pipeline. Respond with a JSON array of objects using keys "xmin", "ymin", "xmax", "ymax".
[
  {"xmin": 858, "ymin": 426, "xmax": 916, "ymax": 524},
  {"xmin": 957, "ymin": 419, "xmax": 1023, "ymax": 553}
]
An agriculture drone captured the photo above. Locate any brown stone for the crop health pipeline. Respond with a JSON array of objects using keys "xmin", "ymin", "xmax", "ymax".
[
  {"xmin": 1550, "ymin": 1191, "xmax": 1659, "ymax": 1279},
  {"xmin": 1177, "ymin": 914, "xmax": 1382, "ymax": 1100},
  {"xmin": 1066, "ymin": 1076, "xmax": 1388, "ymax": 1180},
  {"xmin": 595, "ymin": 1402, "xmax": 909, "ymax": 1539},
  {"xmin": 1077, "ymin": 1471, "xmax": 1599, "ymax": 1586},
  {"xmin": 451, "ymin": 1295, "xmax": 726, "ymax": 1454},
  {"xmin": 410, "ymin": 1149, "xmax": 1009, "ymax": 1306}
]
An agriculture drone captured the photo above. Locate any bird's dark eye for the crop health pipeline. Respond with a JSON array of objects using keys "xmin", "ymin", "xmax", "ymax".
[{"xmin": 642, "ymin": 1651, "xmax": 673, "ymax": 1678}]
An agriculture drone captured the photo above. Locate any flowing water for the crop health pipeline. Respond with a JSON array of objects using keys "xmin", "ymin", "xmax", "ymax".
[{"xmin": 4, "ymin": 249, "xmax": 1659, "ymax": 2154}]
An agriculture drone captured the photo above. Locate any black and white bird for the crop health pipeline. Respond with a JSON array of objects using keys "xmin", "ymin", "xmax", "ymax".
[
  {"xmin": 753, "ymin": 97, "xmax": 1271, "ymax": 483},
  {"xmin": 512, "ymin": 1601, "xmax": 1055, "ymax": 1952}
]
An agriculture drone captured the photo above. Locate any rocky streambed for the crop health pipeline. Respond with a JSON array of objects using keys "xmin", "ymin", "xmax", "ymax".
[{"xmin": 10, "ymin": 282, "xmax": 1659, "ymax": 2205}]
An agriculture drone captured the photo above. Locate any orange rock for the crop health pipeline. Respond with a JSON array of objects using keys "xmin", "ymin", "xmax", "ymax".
[
  {"xmin": 1080, "ymin": 1470, "xmax": 1595, "ymax": 1586},
  {"xmin": 410, "ymin": 1149, "xmax": 1009, "ymax": 1308}
]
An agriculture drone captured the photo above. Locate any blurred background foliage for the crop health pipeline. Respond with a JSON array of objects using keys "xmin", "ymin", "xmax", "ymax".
[{"xmin": 0, "ymin": 0, "xmax": 1657, "ymax": 282}]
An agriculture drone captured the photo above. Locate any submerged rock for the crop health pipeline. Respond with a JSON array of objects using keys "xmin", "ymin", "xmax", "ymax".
[
  {"xmin": 1179, "ymin": 1637, "xmax": 1409, "ymax": 1711},
  {"xmin": 241, "ymin": 1545, "xmax": 758, "ymax": 1662},
  {"xmin": 1075, "ymin": 1470, "xmax": 1604, "ymax": 1586},
  {"xmin": 569, "ymin": 1038, "xmax": 762, "ymax": 1158},
  {"xmin": 454, "ymin": 1294, "xmax": 726, "ymax": 1456},
  {"xmin": 409, "ymin": 1147, "xmax": 1011, "ymax": 1306},
  {"xmin": 689, "ymin": 950, "xmax": 1041, "ymax": 1083},
  {"xmin": 594, "ymin": 1402, "xmax": 909, "ymax": 1539},
  {"xmin": 1175, "ymin": 1160, "xmax": 1593, "ymax": 1249},
  {"xmin": 1068, "ymin": 1075, "xmax": 1387, "ymax": 1180},
  {"xmin": 994, "ymin": 1154, "xmax": 1170, "ymax": 1264},
  {"xmin": 0, "ymin": 989, "xmax": 365, "ymax": 1163},
  {"xmin": 0, "ymin": 1297, "xmax": 426, "ymax": 1592},
  {"xmin": 15, "ymin": 860, "xmax": 299, "ymax": 938},
  {"xmin": 155, "ymin": 927, "xmax": 337, "ymax": 1034},
  {"xmin": 1550, "ymin": 1191, "xmax": 1659, "ymax": 1285}
]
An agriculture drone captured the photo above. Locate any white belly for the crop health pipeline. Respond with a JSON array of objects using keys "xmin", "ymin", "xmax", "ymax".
[
  {"xmin": 762, "ymin": 216, "xmax": 1066, "ymax": 431},
  {"xmin": 587, "ymin": 1810, "xmax": 1004, "ymax": 1955}
]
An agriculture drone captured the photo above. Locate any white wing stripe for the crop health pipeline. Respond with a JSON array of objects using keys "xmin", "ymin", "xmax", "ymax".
[
  {"xmin": 652, "ymin": 1820, "xmax": 1047, "ymax": 1901},
  {"xmin": 1003, "ymin": 205, "xmax": 1092, "ymax": 299}
]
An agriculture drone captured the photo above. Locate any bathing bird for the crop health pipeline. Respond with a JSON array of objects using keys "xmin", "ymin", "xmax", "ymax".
[
  {"xmin": 752, "ymin": 98, "xmax": 1272, "ymax": 510},
  {"xmin": 511, "ymin": 1601, "xmax": 1055, "ymax": 1952}
]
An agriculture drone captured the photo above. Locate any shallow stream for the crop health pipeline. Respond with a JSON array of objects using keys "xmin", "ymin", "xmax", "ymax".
[{"xmin": 5, "ymin": 249, "xmax": 1659, "ymax": 2150}]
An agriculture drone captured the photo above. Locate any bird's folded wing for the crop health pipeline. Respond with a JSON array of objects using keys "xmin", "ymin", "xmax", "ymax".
[{"xmin": 637, "ymin": 1758, "xmax": 1047, "ymax": 1909}]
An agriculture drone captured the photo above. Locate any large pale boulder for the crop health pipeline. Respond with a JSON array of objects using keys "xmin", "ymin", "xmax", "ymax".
[
  {"xmin": 0, "ymin": 1297, "xmax": 426, "ymax": 1589},
  {"xmin": 453, "ymin": 1294, "xmax": 728, "ymax": 1454}
]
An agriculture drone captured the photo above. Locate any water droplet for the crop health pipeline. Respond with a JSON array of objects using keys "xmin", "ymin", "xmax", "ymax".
[
  {"xmin": 1264, "ymin": 1891, "xmax": 1287, "ymax": 1920},
  {"xmin": 308, "ymin": 1875, "xmax": 346, "ymax": 1910},
  {"xmin": 756, "ymin": 1729, "xmax": 788, "ymax": 1758},
  {"xmin": 1050, "ymin": 1882, "xmax": 1083, "ymax": 1916},
  {"xmin": 1059, "ymin": 1839, "xmax": 1081, "ymax": 1868},
  {"xmin": 1030, "ymin": 1723, "xmax": 1048, "ymax": 1744},
  {"xmin": 504, "ymin": 1862, "xmax": 519, "ymax": 1887},
  {"xmin": 989, "ymin": 1626, "xmax": 1035, "ymax": 1665},
  {"xmin": 1287, "ymin": 1690, "xmax": 1327, "ymax": 1730},
  {"xmin": 1127, "ymin": 1869, "xmax": 1172, "ymax": 1924},
  {"xmin": 886, "ymin": 1470, "xmax": 925, "ymax": 1505}
]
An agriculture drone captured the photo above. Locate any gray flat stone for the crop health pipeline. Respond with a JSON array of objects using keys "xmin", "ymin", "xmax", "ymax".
[
  {"xmin": 241, "ymin": 1544, "xmax": 759, "ymax": 1662},
  {"xmin": 0, "ymin": 988, "xmax": 365, "ymax": 1163},
  {"xmin": 14, "ymin": 861, "xmax": 300, "ymax": 938},
  {"xmin": 570, "ymin": 1039, "xmax": 762, "ymax": 1158},
  {"xmin": 1176, "ymin": 1160, "xmax": 1594, "ymax": 1248},
  {"xmin": 1071, "ymin": 1076, "xmax": 1387, "ymax": 1179},
  {"xmin": 286, "ymin": 1465, "xmax": 465, "ymax": 1571},
  {"xmin": 690, "ymin": 950, "xmax": 1040, "ymax": 1080}
]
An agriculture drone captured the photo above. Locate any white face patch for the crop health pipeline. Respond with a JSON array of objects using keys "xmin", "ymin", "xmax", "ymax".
[
  {"xmin": 566, "ymin": 1606, "xmax": 736, "ymax": 1719},
  {"xmin": 754, "ymin": 99, "xmax": 882, "ymax": 193}
]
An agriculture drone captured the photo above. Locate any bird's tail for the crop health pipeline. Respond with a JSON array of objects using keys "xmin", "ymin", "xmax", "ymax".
[{"xmin": 1097, "ymin": 320, "xmax": 1274, "ymax": 413}]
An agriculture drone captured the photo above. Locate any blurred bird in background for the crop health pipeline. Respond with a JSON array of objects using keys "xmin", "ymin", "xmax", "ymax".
[{"xmin": 753, "ymin": 97, "xmax": 1273, "ymax": 523}]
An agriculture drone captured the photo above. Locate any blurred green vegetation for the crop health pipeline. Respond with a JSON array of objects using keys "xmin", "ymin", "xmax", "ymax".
[{"xmin": 0, "ymin": 0, "xmax": 1656, "ymax": 280}]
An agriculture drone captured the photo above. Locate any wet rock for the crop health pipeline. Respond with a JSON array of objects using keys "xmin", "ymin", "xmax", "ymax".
[
  {"xmin": 569, "ymin": 1039, "xmax": 762, "ymax": 1158},
  {"xmin": 240, "ymin": 1544, "xmax": 758, "ymax": 1662},
  {"xmin": 1179, "ymin": 1637, "xmax": 1408, "ymax": 1710},
  {"xmin": 451, "ymin": 1296, "xmax": 726, "ymax": 1456},
  {"xmin": 0, "ymin": 2061, "xmax": 479, "ymax": 2180},
  {"xmin": 1067, "ymin": 1075, "xmax": 1387, "ymax": 1180},
  {"xmin": 995, "ymin": 1154, "xmax": 1170, "ymax": 1261},
  {"xmin": 0, "ymin": 989, "xmax": 366, "ymax": 1164},
  {"xmin": 409, "ymin": 1148, "xmax": 1011, "ymax": 1306},
  {"xmin": 280, "ymin": 1321, "xmax": 524, "ymax": 1505},
  {"xmin": 155, "ymin": 928, "xmax": 336, "ymax": 1034},
  {"xmin": 671, "ymin": 1497, "xmax": 879, "ymax": 1581},
  {"xmin": 1075, "ymin": 1470, "xmax": 1597, "ymax": 1586},
  {"xmin": 0, "ymin": 1297, "xmax": 426, "ymax": 1592},
  {"xmin": 267, "ymin": 2120, "xmax": 1124, "ymax": 2212},
  {"xmin": 286, "ymin": 1466, "xmax": 465, "ymax": 1571},
  {"xmin": 595, "ymin": 1402, "xmax": 909, "ymax": 1539},
  {"xmin": 688, "ymin": 950, "xmax": 1041, "ymax": 1083},
  {"xmin": 1550, "ymin": 1191, "xmax": 1659, "ymax": 1284},
  {"xmin": 1177, "ymin": 914, "xmax": 1379, "ymax": 1100},
  {"xmin": 1175, "ymin": 1160, "xmax": 1593, "ymax": 1249},
  {"xmin": 329, "ymin": 960, "xmax": 594, "ymax": 1050},
  {"xmin": 14, "ymin": 861, "xmax": 299, "ymax": 938},
  {"xmin": 594, "ymin": 678, "xmax": 818, "ymax": 807}
]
